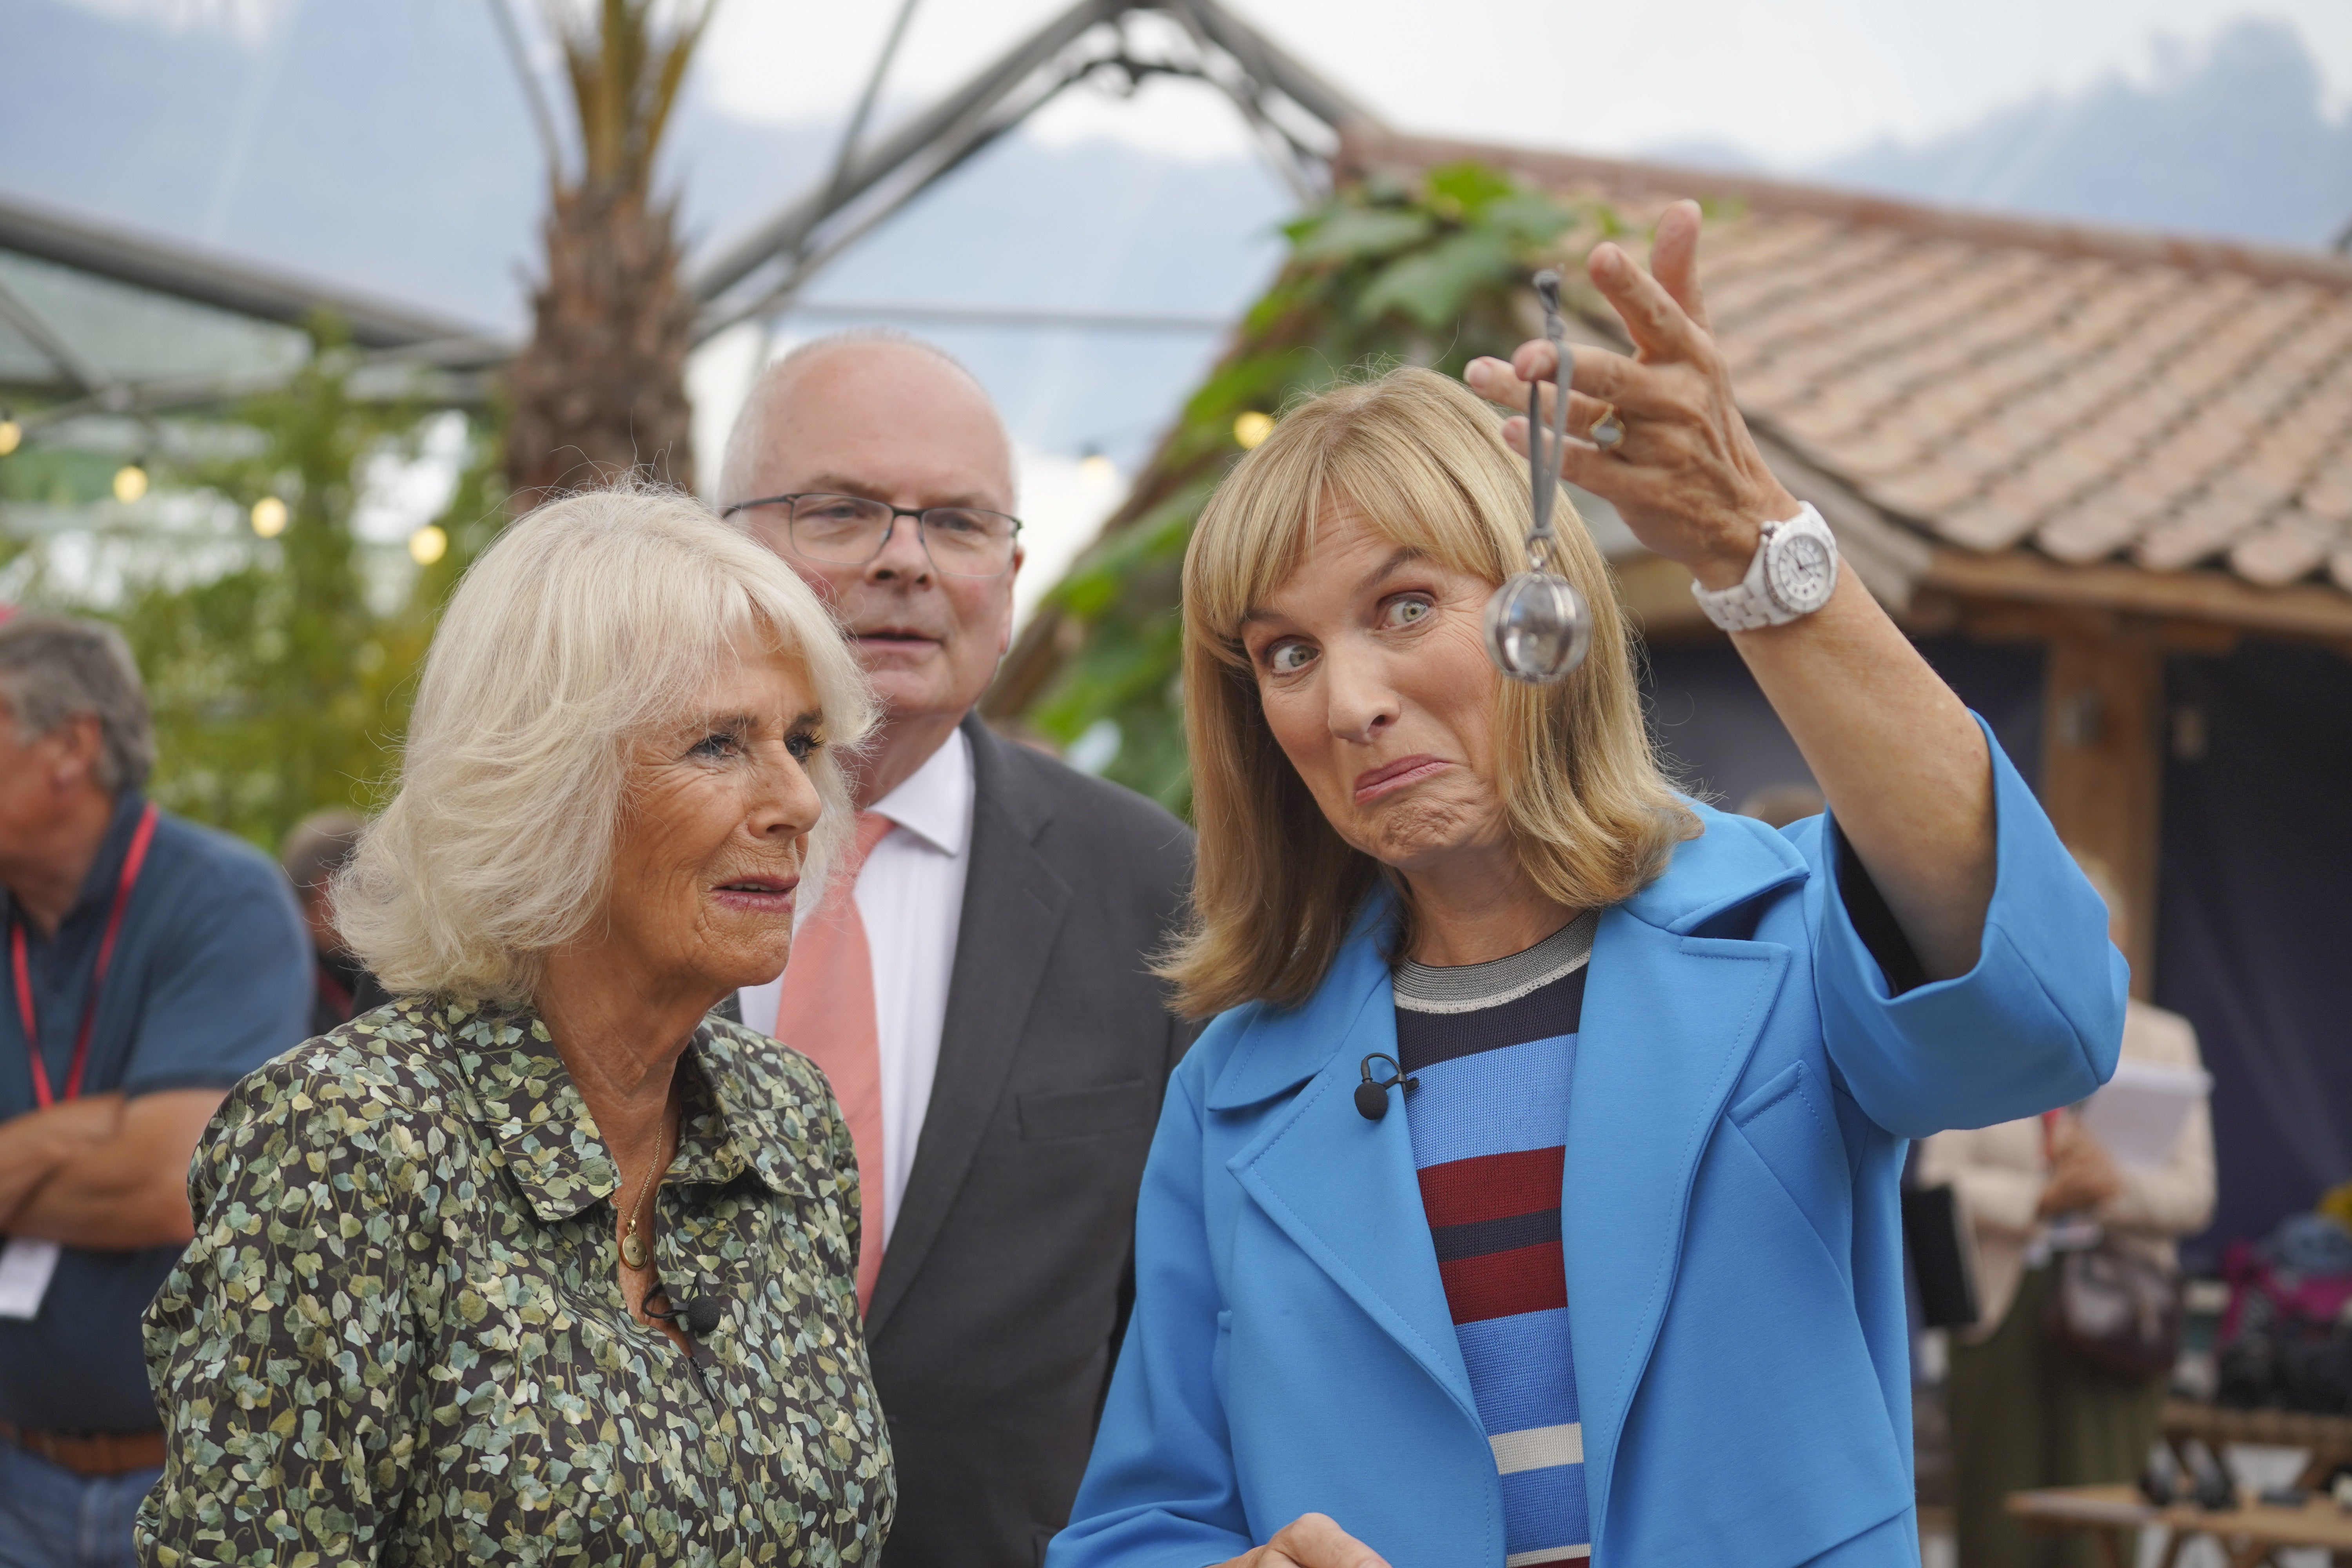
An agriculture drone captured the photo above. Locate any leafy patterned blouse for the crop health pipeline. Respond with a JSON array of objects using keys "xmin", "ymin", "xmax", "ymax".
[{"xmin": 136, "ymin": 995, "xmax": 893, "ymax": 1568}]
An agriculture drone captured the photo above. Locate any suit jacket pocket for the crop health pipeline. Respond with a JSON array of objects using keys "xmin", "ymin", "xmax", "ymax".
[
  {"xmin": 1018, "ymin": 1078, "xmax": 1159, "ymax": 1141},
  {"xmin": 1727, "ymin": 1059, "xmax": 1851, "ymax": 1273}
]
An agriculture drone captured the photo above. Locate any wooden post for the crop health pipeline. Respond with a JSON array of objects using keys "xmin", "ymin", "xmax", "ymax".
[{"xmin": 2037, "ymin": 621, "xmax": 2163, "ymax": 998}]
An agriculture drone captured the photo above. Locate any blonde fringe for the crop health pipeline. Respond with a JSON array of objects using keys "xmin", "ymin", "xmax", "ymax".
[{"xmin": 1160, "ymin": 367, "xmax": 1695, "ymax": 1017}]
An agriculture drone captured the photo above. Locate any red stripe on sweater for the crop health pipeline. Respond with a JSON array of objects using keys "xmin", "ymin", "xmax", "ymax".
[
  {"xmin": 1417, "ymin": 1146, "xmax": 1565, "ymax": 1229},
  {"xmin": 1438, "ymin": 1241, "xmax": 1568, "ymax": 1324}
]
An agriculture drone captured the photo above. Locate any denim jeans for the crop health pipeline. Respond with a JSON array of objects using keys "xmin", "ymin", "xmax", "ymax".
[{"xmin": 0, "ymin": 1441, "xmax": 158, "ymax": 1568}]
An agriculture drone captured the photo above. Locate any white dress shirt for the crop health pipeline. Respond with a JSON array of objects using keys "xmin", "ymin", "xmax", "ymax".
[{"xmin": 739, "ymin": 728, "xmax": 974, "ymax": 1250}]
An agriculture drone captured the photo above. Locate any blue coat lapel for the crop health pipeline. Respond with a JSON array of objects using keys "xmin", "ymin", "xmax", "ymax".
[
  {"xmin": 1565, "ymin": 811, "xmax": 1806, "ymax": 1539},
  {"xmin": 1203, "ymin": 807, "xmax": 1812, "ymax": 1529},
  {"xmin": 1210, "ymin": 902, "xmax": 1481, "ymax": 1427}
]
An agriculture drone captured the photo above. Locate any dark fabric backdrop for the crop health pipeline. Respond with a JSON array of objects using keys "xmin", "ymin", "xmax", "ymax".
[
  {"xmin": 2159, "ymin": 641, "xmax": 2352, "ymax": 1270},
  {"xmin": 1642, "ymin": 635, "xmax": 2044, "ymax": 808}
]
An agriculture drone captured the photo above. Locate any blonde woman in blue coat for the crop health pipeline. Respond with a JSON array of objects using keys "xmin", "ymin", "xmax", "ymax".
[{"xmin": 1050, "ymin": 203, "xmax": 2125, "ymax": 1568}]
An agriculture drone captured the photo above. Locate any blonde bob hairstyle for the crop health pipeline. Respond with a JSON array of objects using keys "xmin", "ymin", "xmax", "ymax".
[
  {"xmin": 336, "ymin": 485, "xmax": 874, "ymax": 1003},
  {"xmin": 1164, "ymin": 366, "xmax": 1696, "ymax": 1017}
]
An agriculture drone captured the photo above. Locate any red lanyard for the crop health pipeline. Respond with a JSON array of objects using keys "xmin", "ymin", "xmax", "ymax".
[
  {"xmin": 9, "ymin": 803, "xmax": 159, "ymax": 1108},
  {"xmin": 314, "ymin": 961, "xmax": 352, "ymax": 1021}
]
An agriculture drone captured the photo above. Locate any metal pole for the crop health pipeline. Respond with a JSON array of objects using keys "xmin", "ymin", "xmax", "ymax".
[
  {"xmin": 693, "ymin": 0, "xmax": 1118, "ymax": 305},
  {"xmin": 0, "ymin": 274, "xmax": 109, "ymax": 399},
  {"xmin": 817, "ymin": 0, "xmax": 926, "ymax": 229}
]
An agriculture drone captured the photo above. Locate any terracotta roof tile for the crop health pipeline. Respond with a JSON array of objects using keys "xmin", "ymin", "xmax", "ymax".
[
  {"xmin": 1860, "ymin": 464, "xmax": 1982, "ymax": 519},
  {"xmin": 1936, "ymin": 490, "xmax": 2041, "ymax": 552},
  {"xmin": 2303, "ymin": 456, "xmax": 2352, "ymax": 524},
  {"xmin": 2039, "ymin": 496, "xmax": 2163, "ymax": 564},
  {"xmin": 2231, "ymin": 510, "xmax": 2345, "ymax": 586},
  {"xmin": 2138, "ymin": 492, "xmax": 2264, "ymax": 571},
  {"xmin": 1818, "ymin": 430, "xmax": 1929, "ymax": 480}
]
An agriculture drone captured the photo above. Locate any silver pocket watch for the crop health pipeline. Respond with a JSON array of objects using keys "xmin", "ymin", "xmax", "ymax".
[{"xmin": 1482, "ymin": 270, "xmax": 1593, "ymax": 684}]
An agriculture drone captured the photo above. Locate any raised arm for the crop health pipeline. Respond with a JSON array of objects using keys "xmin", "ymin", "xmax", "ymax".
[{"xmin": 1466, "ymin": 201, "xmax": 1992, "ymax": 981}]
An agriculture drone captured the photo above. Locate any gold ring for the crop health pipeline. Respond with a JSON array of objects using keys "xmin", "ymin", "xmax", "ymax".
[{"xmin": 1588, "ymin": 403, "xmax": 1626, "ymax": 451}]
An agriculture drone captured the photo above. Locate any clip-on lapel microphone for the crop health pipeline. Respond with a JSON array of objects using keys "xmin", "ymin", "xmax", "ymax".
[{"xmin": 1355, "ymin": 1054, "xmax": 1417, "ymax": 1121}]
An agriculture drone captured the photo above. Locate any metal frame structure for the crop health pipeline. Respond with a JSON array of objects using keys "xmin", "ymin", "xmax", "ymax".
[
  {"xmin": 690, "ymin": 0, "xmax": 1379, "ymax": 340},
  {"xmin": 0, "ymin": 192, "xmax": 506, "ymax": 436},
  {"xmin": 0, "ymin": 0, "xmax": 1379, "ymax": 435}
]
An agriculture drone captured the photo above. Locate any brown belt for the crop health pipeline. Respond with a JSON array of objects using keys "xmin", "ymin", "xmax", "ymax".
[{"xmin": 0, "ymin": 1419, "xmax": 164, "ymax": 1476}]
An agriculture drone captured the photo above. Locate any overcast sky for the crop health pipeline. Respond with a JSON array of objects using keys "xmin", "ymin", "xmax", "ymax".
[
  {"xmin": 74, "ymin": 0, "xmax": 2352, "ymax": 166},
  {"xmin": 693, "ymin": 0, "xmax": 2352, "ymax": 167}
]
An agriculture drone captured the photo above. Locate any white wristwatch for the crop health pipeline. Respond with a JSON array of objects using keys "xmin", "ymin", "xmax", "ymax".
[{"xmin": 1690, "ymin": 503, "xmax": 1840, "ymax": 632}]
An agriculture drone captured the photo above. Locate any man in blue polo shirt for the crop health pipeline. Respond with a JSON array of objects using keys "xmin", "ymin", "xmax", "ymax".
[{"xmin": 0, "ymin": 615, "xmax": 310, "ymax": 1568}]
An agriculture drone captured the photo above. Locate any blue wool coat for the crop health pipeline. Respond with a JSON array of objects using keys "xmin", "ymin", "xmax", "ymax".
[{"xmin": 1051, "ymin": 734, "xmax": 2126, "ymax": 1568}]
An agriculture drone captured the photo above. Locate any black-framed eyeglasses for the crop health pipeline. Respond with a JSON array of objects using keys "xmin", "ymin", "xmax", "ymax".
[{"xmin": 721, "ymin": 492, "xmax": 1022, "ymax": 579}]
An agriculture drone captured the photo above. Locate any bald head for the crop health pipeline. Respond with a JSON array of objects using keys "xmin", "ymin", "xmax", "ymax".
[
  {"xmin": 718, "ymin": 332, "xmax": 1015, "ymax": 511},
  {"xmin": 717, "ymin": 331, "xmax": 1024, "ymax": 806}
]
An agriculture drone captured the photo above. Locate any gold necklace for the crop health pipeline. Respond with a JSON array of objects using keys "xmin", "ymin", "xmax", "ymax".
[{"xmin": 617, "ymin": 1115, "xmax": 671, "ymax": 1271}]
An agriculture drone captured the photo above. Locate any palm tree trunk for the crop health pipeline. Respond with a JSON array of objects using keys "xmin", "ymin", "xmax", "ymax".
[{"xmin": 505, "ymin": 181, "xmax": 697, "ymax": 510}]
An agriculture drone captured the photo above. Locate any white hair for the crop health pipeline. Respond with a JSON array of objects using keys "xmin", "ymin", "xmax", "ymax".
[
  {"xmin": 715, "ymin": 329, "xmax": 1011, "ymax": 509},
  {"xmin": 336, "ymin": 483, "xmax": 875, "ymax": 1002}
]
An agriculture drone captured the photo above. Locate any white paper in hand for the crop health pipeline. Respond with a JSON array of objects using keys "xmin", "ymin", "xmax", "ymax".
[
  {"xmin": 0, "ymin": 1236, "xmax": 62, "ymax": 1319},
  {"xmin": 2079, "ymin": 1062, "xmax": 2212, "ymax": 1169}
]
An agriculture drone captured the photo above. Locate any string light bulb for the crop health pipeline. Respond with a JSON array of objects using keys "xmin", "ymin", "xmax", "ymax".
[
  {"xmin": 0, "ymin": 413, "xmax": 19, "ymax": 457},
  {"xmin": 1232, "ymin": 411, "xmax": 1274, "ymax": 450},
  {"xmin": 250, "ymin": 496, "xmax": 289, "ymax": 537},
  {"xmin": 408, "ymin": 524, "xmax": 448, "ymax": 566},
  {"xmin": 1079, "ymin": 450, "xmax": 1116, "ymax": 485},
  {"xmin": 113, "ymin": 461, "xmax": 149, "ymax": 504}
]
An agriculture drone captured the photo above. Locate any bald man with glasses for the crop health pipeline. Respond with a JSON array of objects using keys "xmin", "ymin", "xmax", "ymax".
[{"xmin": 717, "ymin": 333, "xmax": 1196, "ymax": 1568}]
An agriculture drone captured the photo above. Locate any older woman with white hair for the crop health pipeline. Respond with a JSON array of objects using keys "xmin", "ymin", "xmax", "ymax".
[{"xmin": 134, "ymin": 489, "xmax": 892, "ymax": 1566}]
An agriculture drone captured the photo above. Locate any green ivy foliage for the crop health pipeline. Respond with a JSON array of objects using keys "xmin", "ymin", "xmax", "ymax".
[{"xmin": 1020, "ymin": 163, "xmax": 1610, "ymax": 816}]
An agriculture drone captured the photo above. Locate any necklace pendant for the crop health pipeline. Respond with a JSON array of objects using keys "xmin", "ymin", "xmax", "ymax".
[{"xmin": 621, "ymin": 1230, "xmax": 650, "ymax": 1270}]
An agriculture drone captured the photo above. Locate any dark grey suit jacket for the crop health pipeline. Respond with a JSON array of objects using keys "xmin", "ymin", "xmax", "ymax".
[{"xmin": 868, "ymin": 714, "xmax": 1195, "ymax": 1568}]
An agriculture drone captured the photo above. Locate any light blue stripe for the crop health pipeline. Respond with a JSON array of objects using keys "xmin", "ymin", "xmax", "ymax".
[
  {"xmin": 1456, "ymin": 1308, "xmax": 1579, "ymax": 1434},
  {"xmin": 1401, "ymin": 1034, "xmax": 1577, "ymax": 1169},
  {"xmin": 1499, "ymin": 1463, "xmax": 1590, "ymax": 1557}
]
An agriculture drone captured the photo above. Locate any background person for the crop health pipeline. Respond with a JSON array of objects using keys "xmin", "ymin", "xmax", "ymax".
[
  {"xmin": 717, "ymin": 332, "xmax": 1196, "ymax": 1568},
  {"xmin": 1053, "ymin": 203, "xmax": 2126, "ymax": 1568},
  {"xmin": 1918, "ymin": 865, "xmax": 2214, "ymax": 1568},
  {"xmin": 0, "ymin": 615, "xmax": 310, "ymax": 1568},
  {"xmin": 138, "ymin": 490, "xmax": 893, "ymax": 1565},
  {"xmin": 278, "ymin": 808, "xmax": 387, "ymax": 1034}
]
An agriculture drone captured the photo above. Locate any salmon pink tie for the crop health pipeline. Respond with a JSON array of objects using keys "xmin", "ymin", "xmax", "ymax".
[{"xmin": 772, "ymin": 809, "xmax": 896, "ymax": 1314}]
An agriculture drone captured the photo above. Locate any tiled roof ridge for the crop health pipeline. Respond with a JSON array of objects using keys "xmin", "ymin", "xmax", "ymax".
[{"xmin": 1341, "ymin": 128, "xmax": 2352, "ymax": 293}]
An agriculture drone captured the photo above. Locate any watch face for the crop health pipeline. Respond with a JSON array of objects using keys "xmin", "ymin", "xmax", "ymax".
[{"xmin": 1766, "ymin": 529, "xmax": 1836, "ymax": 613}]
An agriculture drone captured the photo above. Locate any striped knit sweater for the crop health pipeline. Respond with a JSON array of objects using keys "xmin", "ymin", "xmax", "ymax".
[{"xmin": 1392, "ymin": 911, "xmax": 1597, "ymax": 1567}]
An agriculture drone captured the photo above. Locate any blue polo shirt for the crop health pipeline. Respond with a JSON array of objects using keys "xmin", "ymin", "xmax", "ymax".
[{"xmin": 0, "ymin": 792, "xmax": 311, "ymax": 1434}]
